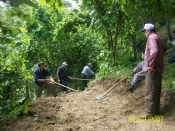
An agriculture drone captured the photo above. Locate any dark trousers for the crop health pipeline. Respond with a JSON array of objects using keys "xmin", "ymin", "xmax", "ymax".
[
  {"xmin": 81, "ymin": 74, "xmax": 87, "ymax": 91},
  {"xmin": 167, "ymin": 46, "xmax": 175, "ymax": 64},
  {"xmin": 167, "ymin": 55, "xmax": 175, "ymax": 64},
  {"xmin": 60, "ymin": 78, "xmax": 67, "ymax": 92},
  {"xmin": 145, "ymin": 70, "xmax": 162, "ymax": 116},
  {"xmin": 35, "ymin": 82, "xmax": 57, "ymax": 98}
]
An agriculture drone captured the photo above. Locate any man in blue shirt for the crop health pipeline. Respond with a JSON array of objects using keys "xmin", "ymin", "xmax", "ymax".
[
  {"xmin": 127, "ymin": 51, "xmax": 146, "ymax": 92},
  {"xmin": 81, "ymin": 63, "xmax": 95, "ymax": 91},
  {"xmin": 34, "ymin": 62, "xmax": 57, "ymax": 98},
  {"xmin": 57, "ymin": 62, "xmax": 72, "ymax": 92}
]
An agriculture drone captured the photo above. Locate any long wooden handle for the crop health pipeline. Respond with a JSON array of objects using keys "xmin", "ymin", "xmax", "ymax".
[
  {"xmin": 104, "ymin": 77, "xmax": 128, "ymax": 95},
  {"xmin": 53, "ymin": 82, "xmax": 78, "ymax": 92},
  {"xmin": 72, "ymin": 78, "xmax": 92, "ymax": 80}
]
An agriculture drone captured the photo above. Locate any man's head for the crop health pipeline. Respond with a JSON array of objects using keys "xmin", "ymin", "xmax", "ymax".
[
  {"xmin": 141, "ymin": 23, "xmax": 156, "ymax": 38},
  {"xmin": 142, "ymin": 50, "xmax": 145, "ymax": 59},
  {"xmin": 62, "ymin": 62, "xmax": 68, "ymax": 68},
  {"xmin": 172, "ymin": 30, "xmax": 175, "ymax": 39},
  {"xmin": 88, "ymin": 63, "xmax": 92, "ymax": 68},
  {"xmin": 38, "ymin": 62, "xmax": 44, "ymax": 71}
]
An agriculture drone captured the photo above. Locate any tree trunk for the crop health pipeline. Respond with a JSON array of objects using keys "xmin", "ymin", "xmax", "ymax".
[
  {"xmin": 166, "ymin": 14, "xmax": 171, "ymax": 40},
  {"xmin": 25, "ymin": 85, "xmax": 30, "ymax": 100},
  {"xmin": 10, "ymin": 86, "xmax": 13, "ymax": 110},
  {"xmin": 131, "ymin": 35, "xmax": 137, "ymax": 60}
]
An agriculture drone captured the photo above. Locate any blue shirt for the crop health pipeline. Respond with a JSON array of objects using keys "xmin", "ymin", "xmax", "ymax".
[
  {"xmin": 81, "ymin": 66, "xmax": 95, "ymax": 76},
  {"xmin": 34, "ymin": 68, "xmax": 50, "ymax": 86},
  {"xmin": 137, "ymin": 61, "xmax": 146, "ymax": 72}
]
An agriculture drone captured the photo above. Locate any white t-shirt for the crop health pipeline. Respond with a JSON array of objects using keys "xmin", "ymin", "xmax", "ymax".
[{"xmin": 172, "ymin": 39, "xmax": 175, "ymax": 46}]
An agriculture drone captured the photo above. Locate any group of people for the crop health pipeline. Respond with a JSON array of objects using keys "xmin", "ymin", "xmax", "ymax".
[
  {"xmin": 34, "ymin": 62, "xmax": 95, "ymax": 98},
  {"xmin": 127, "ymin": 29, "xmax": 175, "ymax": 93},
  {"xmin": 127, "ymin": 23, "xmax": 167, "ymax": 118},
  {"xmin": 34, "ymin": 23, "xmax": 172, "ymax": 118}
]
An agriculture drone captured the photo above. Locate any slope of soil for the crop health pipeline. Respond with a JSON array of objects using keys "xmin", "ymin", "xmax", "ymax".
[{"xmin": 2, "ymin": 77, "xmax": 175, "ymax": 131}]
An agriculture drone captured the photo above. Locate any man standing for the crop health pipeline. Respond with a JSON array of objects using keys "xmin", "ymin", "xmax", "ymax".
[
  {"xmin": 140, "ymin": 23, "xmax": 166, "ymax": 118},
  {"xmin": 127, "ymin": 51, "xmax": 146, "ymax": 92},
  {"xmin": 34, "ymin": 62, "xmax": 57, "ymax": 98},
  {"xmin": 57, "ymin": 62, "xmax": 72, "ymax": 92},
  {"xmin": 167, "ymin": 30, "xmax": 175, "ymax": 64},
  {"xmin": 81, "ymin": 63, "xmax": 95, "ymax": 91}
]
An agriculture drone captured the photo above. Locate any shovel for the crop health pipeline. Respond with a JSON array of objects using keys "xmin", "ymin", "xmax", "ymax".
[
  {"xmin": 95, "ymin": 77, "xmax": 128, "ymax": 100},
  {"xmin": 53, "ymin": 82, "xmax": 78, "ymax": 92},
  {"xmin": 71, "ymin": 78, "xmax": 92, "ymax": 81}
]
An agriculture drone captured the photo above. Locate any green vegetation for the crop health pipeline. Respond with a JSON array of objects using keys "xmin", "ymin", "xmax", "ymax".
[{"xmin": 0, "ymin": 0, "xmax": 175, "ymax": 123}]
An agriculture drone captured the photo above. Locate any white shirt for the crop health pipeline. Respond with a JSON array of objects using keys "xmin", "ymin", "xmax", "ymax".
[{"xmin": 172, "ymin": 39, "xmax": 175, "ymax": 46}]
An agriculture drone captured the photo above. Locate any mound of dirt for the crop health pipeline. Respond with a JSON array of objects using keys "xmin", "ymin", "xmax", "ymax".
[{"xmin": 2, "ymin": 77, "xmax": 175, "ymax": 131}]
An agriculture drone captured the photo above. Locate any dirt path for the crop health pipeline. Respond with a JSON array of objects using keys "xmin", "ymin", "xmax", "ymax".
[{"xmin": 3, "ymin": 77, "xmax": 175, "ymax": 131}]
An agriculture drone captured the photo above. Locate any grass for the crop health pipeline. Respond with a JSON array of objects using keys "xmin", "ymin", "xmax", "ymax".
[{"xmin": 162, "ymin": 55, "xmax": 175, "ymax": 93}]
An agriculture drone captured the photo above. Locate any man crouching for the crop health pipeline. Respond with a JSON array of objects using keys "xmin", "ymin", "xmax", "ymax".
[{"xmin": 34, "ymin": 62, "xmax": 57, "ymax": 98}]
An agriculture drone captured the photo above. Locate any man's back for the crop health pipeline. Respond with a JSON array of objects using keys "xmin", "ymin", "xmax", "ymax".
[
  {"xmin": 82, "ymin": 66, "xmax": 94, "ymax": 76},
  {"xmin": 57, "ymin": 66, "xmax": 67, "ymax": 79}
]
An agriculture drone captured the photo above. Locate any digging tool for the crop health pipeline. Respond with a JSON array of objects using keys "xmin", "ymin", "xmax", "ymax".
[
  {"xmin": 71, "ymin": 78, "xmax": 92, "ymax": 81},
  {"xmin": 95, "ymin": 77, "xmax": 128, "ymax": 100},
  {"xmin": 53, "ymin": 82, "xmax": 78, "ymax": 92}
]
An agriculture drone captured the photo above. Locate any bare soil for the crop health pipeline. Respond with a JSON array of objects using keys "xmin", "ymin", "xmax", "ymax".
[{"xmin": 2, "ymin": 77, "xmax": 175, "ymax": 131}]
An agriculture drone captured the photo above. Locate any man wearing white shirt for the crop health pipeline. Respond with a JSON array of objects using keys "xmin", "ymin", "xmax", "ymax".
[{"xmin": 167, "ymin": 30, "xmax": 175, "ymax": 64}]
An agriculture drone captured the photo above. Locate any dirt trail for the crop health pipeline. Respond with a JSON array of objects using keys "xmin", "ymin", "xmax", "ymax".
[{"xmin": 2, "ymin": 77, "xmax": 175, "ymax": 131}]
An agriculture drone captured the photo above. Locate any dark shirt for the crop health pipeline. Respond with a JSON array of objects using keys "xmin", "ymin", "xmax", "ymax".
[
  {"xmin": 34, "ymin": 68, "xmax": 50, "ymax": 86},
  {"xmin": 57, "ymin": 66, "xmax": 67, "ymax": 79}
]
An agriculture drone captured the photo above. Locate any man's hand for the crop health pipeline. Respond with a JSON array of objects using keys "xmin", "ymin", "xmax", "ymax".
[
  {"xmin": 134, "ymin": 73, "xmax": 138, "ymax": 77},
  {"xmin": 167, "ymin": 41, "xmax": 172, "ymax": 44},
  {"xmin": 58, "ymin": 79, "xmax": 60, "ymax": 83},
  {"xmin": 50, "ymin": 79, "xmax": 55, "ymax": 83},
  {"xmin": 69, "ymin": 76, "xmax": 72, "ymax": 80},
  {"xmin": 150, "ymin": 67, "xmax": 156, "ymax": 71},
  {"xmin": 45, "ymin": 79, "xmax": 50, "ymax": 82}
]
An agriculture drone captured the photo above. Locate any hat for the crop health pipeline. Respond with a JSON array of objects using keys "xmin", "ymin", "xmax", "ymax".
[
  {"xmin": 140, "ymin": 23, "xmax": 155, "ymax": 32},
  {"xmin": 88, "ymin": 63, "xmax": 92, "ymax": 67},
  {"xmin": 62, "ymin": 62, "xmax": 68, "ymax": 66}
]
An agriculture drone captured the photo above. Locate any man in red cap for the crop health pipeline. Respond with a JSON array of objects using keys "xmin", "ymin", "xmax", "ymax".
[{"xmin": 140, "ymin": 23, "xmax": 166, "ymax": 118}]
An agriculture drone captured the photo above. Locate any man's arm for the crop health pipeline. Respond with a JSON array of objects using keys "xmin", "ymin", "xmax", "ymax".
[
  {"xmin": 87, "ymin": 68, "xmax": 95, "ymax": 75},
  {"xmin": 167, "ymin": 40, "xmax": 175, "ymax": 46},
  {"xmin": 147, "ymin": 38, "xmax": 158, "ymax": 68},
  {"xmin": 48, "ymin": 76, "xmax": 55, "ymax": 82},
  {"xmin": 56, "ymin": 68, "xmax": 60, "ymax": 82},
  {"xmin": 67, "ymin": 76, "xmax": 72, "ymax": 79},
  {"xmin": 135, "ymin": 70, "xmax": 144, "ymax": 75},
  {"xmin": 37, "ymin": 79, "xmax": 50, "ymax": 82},
  {"xmin": 133, "ymin": 63, "xmax": 141, "ymax": 73}
]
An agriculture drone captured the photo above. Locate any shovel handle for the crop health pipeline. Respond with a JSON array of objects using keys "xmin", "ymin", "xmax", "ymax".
[
  {"xmin": 104, "ymin": 77, "xmax": 128, "ymax": 95},
  {"xmin": 71, "ymin": 78, "xmax": 92, "ymax": 80},
  {"xmin": 52, "ymin": 82, "xmax": 78, "ymax": 92}
]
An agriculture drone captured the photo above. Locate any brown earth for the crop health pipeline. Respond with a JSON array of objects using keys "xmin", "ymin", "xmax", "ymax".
[{"xmin": 2, "ymin": 77, "xmax": 175, "ymax": 131}]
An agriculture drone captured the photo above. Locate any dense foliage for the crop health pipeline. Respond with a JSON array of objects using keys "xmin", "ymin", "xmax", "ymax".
[{"xmin": 0, "ymin": 0, "xmax": 175, "ymax": 119}]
